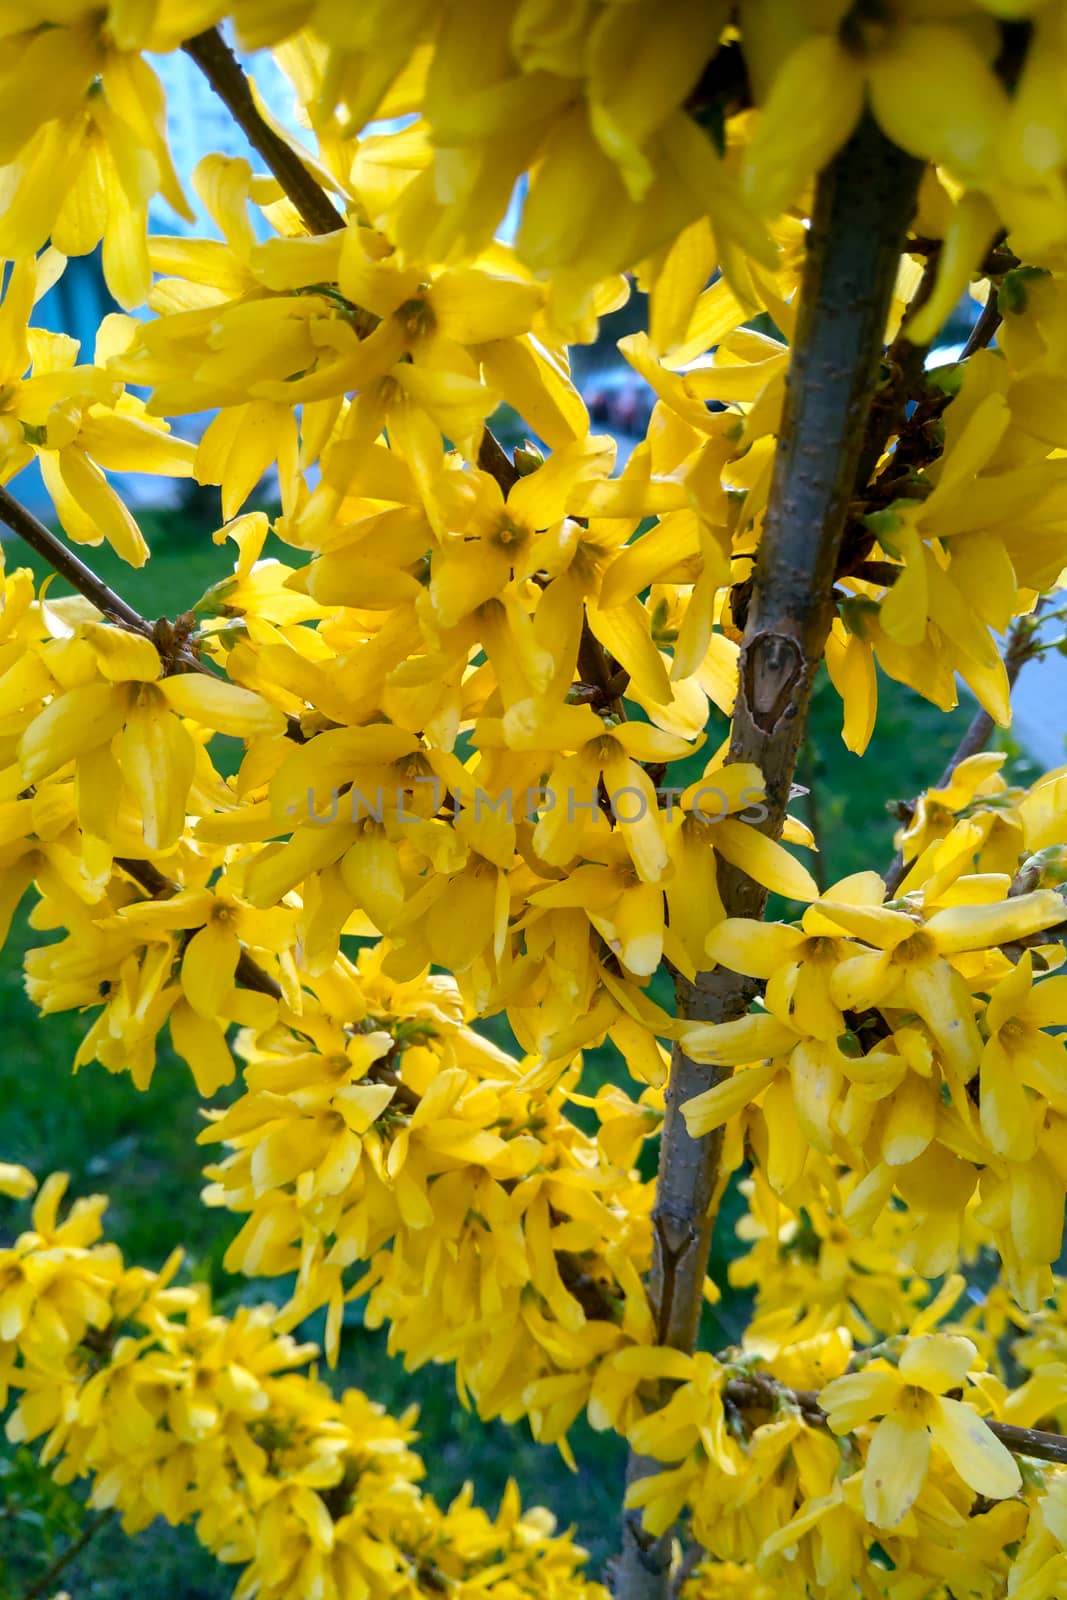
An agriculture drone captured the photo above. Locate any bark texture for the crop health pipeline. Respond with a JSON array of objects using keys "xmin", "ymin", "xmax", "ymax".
[
  {"xmin": 613, "ymin": 115, "xmax": 923, "ymax": 1600},
  {"xmin": 183, "ymin": 27, "xmax": 345, "ymax": 237}
]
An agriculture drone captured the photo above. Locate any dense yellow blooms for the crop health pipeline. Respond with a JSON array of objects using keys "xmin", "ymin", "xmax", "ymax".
[
  {"xmin": 2, "ymin": 4, "xmax": 1067, "ymax": 1597},
  {"xmin": 0, "ymin": 1170, "xmax": 608, "ymax": 1599}
]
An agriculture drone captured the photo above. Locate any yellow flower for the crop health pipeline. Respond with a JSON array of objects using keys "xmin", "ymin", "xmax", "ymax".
[
  {"xmin": 17, "ymin": 622, "xmax": 285, "ymax": 850},
  {"xmin": 0, "ymin": 14, "xmax": 194, "ymax": 306},
  {"xmin": 819, "ymin": 887, "xmax": 1066, "ymax": 1077},
  {"xmin": 0, "ymin": 254, "xmax": 194, "ymax": 562},
  {"xmin": 0, "ymin": 1162, "xmax": 36, "ymax": 1199},
  {"xmin": 742, "ymin": 11, "xmax": 1007, "ymax": 220},
  {"xmin": 819, "ymin": 1332, "xmax": 1020, "ymax": 1527},
  {"xmin": 703, "ymin": 874, "xmax": 879, "ymax": 1040},
  {"xmin": 979, "ymin": 952, "xmax": 1067, "ymax": 1163}
]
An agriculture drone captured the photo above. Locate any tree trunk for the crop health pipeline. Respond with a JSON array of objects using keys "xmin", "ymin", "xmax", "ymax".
[{"xmin": 613, "ymin": 114, "xmax": 923, "ymax": 1600}]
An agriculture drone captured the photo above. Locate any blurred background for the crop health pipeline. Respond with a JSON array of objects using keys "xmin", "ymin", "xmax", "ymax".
[{"xmin": 1, "ymin": 46, "xmax": 1063, "ymax": 1599}]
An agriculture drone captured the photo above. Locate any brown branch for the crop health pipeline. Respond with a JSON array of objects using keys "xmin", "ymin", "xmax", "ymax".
[
  {"xmin": 184, "ymin": 29, "xmax": 588, "ymax": 714},
  {"xmin": 884, "ymin": 605, "xmax": 1046, "ymax": 895},
  {"xmin": 614, "ymin": 116, "xmax": 923, "ymax": 1600},
  {"xmin": 836, "ymin": 281, "xmax": 1004, "ymax": 645},
  {"xmin": 960, "ymin": 287, "xmax": 1002, "ymax": 361},
  {"xmin": 669, "ymin": 1539, "xmax": 708, "ymax": 1599},
  {"xmin": 0, "ymin": 482, "xmax": 307, "ymax": 742},
  {"xmin": 907, "ymin": 235, "xmax": 1020, "ymax": 279},
  {"xmin": 989, "ymin": 1417, "xmax": 1067, "ymax": 1467},
  {"xmin": 194, "ymin": 24, "xmax": 603, "ymax": 748},
  {"xmin": 0, "ymin": 484, "xmax": 149, "ymax": 632},
  {"xmin": 182, "ymin": 27, "xmax": 345, "ymax": 238},
  {"xmin": 20, "ymin": 1507, "xmax": 116, "ymax": 1600},
  {"xmin": 114, "ymin": 855, "xmax": 283, "ymax": 1000},
  {"xmin": 853, "ymin": 248, "xmax": 939, "ymax": 494},
  {"xmin": 725, "ymin": 1375, "xmax": 1067, "ymax": 1469}
]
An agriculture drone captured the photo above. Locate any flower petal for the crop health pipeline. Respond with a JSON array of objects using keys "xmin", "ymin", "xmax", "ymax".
[
  {"xmin": 160, "ymin": 673, "xmax": 286, "ymax": 738},
  {"xmin": 820, "ymin": 1368, "xmax": 902, "ymax": 1434},
  {"xmin": 704, "ymin": 919, "xmax": 804, "ymax": 977},
  {"xmin": 680, "ymin": 1062, "xmax": 777, "ymax": 1138},
  {"xmin": 863, "ymin": 1410, "xmax": 931, "ymax": 1528},
  {"xmin": 930, "ymin": 1398, "xmax": 1021, "ymax": 1501},
  {"xmin": 899, "ymin": 1333, "xmax": 977, "ymax": 1393},
  {"xmin": 711, "ymin": 818, "xmax": 818, "ymax": 903},
  {"xmin": 18, "ymin": 682, "xmax": 125, "ymax": 784}
]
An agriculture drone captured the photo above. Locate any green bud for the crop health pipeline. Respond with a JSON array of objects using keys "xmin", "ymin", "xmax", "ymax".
[
  {"xmin": 998, "ymin": 265, "xmax": 1048, "ymax": 317},
  {"xmin": 513, "ymin": 440, "xmax": 545, "ymax": 476}
]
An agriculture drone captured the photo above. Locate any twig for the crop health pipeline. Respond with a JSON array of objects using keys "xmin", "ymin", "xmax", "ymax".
[
  {"xmin": 20, "ymin": 1507, "xmax": 116, "ymax": 1600},
  {"xmin": 960, "ymin": 288, "xmax": 1002, "ymax": 360},
  {"xmin": 0, "ymin": 485, "xmax": 148, "ymax": 632},
  {"xmin": 884, "ymin": 605, "xmax": 1047, "ymax": 894},
  {"xmin": 114, "ymin": 856, "xmax": 283, "ymax": 1000},
  {"xmin": 0, "ymin": 481, "xmax": 307, "ymax": 741},
  {"xmin": 907, "ymin": 236, "xmax": 1021, "ymax": 279},
  {"xmin": 837, "ymin": 282, "xmax": 1005, "ymax": 601},
  {"xmin": 182, "ymin": 27, "xmax": 345, "ymax": 238},
  {"xmin": 853, "ymin": 249, "xmax": 939, "ymax": 493},
  {"xmin": 669, "ymin": 1538, "xmax": 707, "ymax": 1598},
  {"xmin": 725, "ymin": 1376, "xmax": 1067, "ymax": 1469},
  {"xmin": 186, "ymin": 30, "xmax": 579, "ymax": 709},
  {"xmin": 989, "ymin": 1417, "xmax": 1067, "ymax": 1467},
  {"xmin": 191, "ymin": 20, "xmax": 621, "ymax": 741}
]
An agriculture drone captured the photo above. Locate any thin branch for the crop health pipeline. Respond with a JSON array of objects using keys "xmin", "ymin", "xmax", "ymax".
[
  {"xmin": 988, "ymin": 1417, "xmax": 1067, "ymax": 1467},
  {"xmin": 0, "ymin": 485, "xmax": 148, "ymax": 632},
  {"xmin": 114, "ymin": 856, "xmax": 283, "ymax": 1000},
  {"xmin": 853, "ymin": 248, "xmax": 939, "ymax": 493},
  {"xmin": 669, "ymin": 1538, "xmax": 707, "ymax": 1598},
  {"xmin": 0, "ymin": 481, "xmax": 307, "ymax": 742},
  {"xmin": 907, "ymin": 235, "xmax": 1021, "ymax": 279},
  {"xmin": 190, "ymin": 21, "xmax": 614, "ymax": 741},
  {"xmin": 884, "ymin": 605, "xmax": 1046, "ymax": 895},
  {"xmin": 960, "ymin": 287, "xmax": 1002, "ymax": 360},
  {"xmin": 186, "ymin": 31, "xmax": 590, "ymax": 729},
  {"xmin": 724, "ymin": 1376, "xmax": 1067, "ymax": 1469},
  {"xmin": 20, "ymin": 1507, "xmax": 116, "ymax": 1600},
  {"xmin": 182, "ymin": 27, "xmax": 345, "ymax": 238},
  {"xmin": 190, "ymin": 40, "xmax": 631, "ymax": 735}
]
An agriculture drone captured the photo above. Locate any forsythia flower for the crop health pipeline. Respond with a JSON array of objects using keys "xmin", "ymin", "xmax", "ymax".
[
  {"xmin": 6, "ymin": 10, "xmax": 1067, "ymax": 1599},
  {"xmin": 0, "ymin": 1171, "xmax": 609, "ymax": 1600},
  {"xmin": 820, "ymin": 1333, "xmax": 1020, "ymax": 1527}
]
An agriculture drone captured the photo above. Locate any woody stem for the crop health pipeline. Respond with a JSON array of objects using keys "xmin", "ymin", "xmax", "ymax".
[
  {"xmin": 182, "ymin": 26, "xmax": 345, "ymax": 237},
  {"xmin": 0, "ymin": 484, "xmax": 149, "ymax": 632},
  {"xmin": 614, "ymin": 114, "xmax": 923, "ymax": 1600}
]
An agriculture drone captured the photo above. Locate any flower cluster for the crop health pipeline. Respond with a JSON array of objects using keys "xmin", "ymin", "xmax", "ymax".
[
  {"xmin": 1, "ymin": 5, "xmax": 1067, "ymax": 1597},
  {"xmin": 0, "ymin": 1166, "xmax": 609, "ymax": 1600},
  {"xmin": 683, "ymin": 760, "xmax": 1067, "ymax": 1304},
  {"xmin": 618, "ymin": 1186, "xmax": 1067, "ymax": 1596},
  {"xmin": 199, "ymin": 944, "xmax": 662, "ymax": 1450}
]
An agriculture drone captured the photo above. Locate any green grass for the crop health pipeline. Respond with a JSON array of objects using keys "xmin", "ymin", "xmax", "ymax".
[{"xmin": 0, "ymin": 507, "xmax": 1017, "ymax": 1595}]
